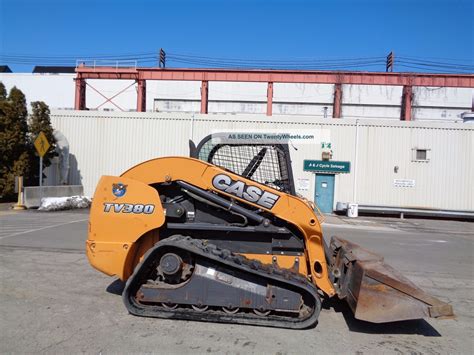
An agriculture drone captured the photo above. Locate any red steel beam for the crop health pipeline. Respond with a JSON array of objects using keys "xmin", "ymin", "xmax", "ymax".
[
  {"xmin": 333, "ymin": 84, "xmax": 342, "ymax": 118},
  {"xmin": 76, "ymin": 65, "xmax": 474, "ymax": 88},
  {"xmin": 74, "ymin": 78, "xmax": 86, "ymax": 110},
  {"xmin": 85, "ymin": 82, "xmax": 125, "ymax": 111},
  {"xmin": 267, "ymin": 82, "xmax": 273, "ymax": 116},
  {"xmin": 401, "ymin": 86, "xmax": 413, "ymax": 121},
  {"xmin": 200, "ymin": 80, "xmax": 209, "ymax": 114},
  {"xmin": 94, "ymin": 81, "xmax": 136, "ymax": 110},
  {"xmin": 137, "ymin": 79, "xmax": 146, "ymax": 112}
]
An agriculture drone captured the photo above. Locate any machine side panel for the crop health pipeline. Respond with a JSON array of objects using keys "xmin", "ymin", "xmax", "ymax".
[{"xmin": 86, "ymin": 175, "xmax": 165, "ymax": 279}]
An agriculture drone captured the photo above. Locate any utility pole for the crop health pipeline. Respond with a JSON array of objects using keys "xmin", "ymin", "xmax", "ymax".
[
  {"xmin": 386, "ymin": 51, "xmax": 394, "ymax": 72},
  {"xmin": 159, "ymin": 48, "xmax": 166, "ymax": 68}
]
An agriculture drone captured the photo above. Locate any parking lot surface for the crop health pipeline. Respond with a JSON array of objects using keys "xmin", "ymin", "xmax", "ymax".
[{"xmin": 0, "ymin": 210, "xmax": 473, "ymax": 354}]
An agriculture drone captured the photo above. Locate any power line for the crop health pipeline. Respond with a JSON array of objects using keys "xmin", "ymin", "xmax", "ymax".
[
  {"xmin": 397, "ymin": 64, "xmax": 470, "ymax": 74},
  {"xmin": 167, "ymin": 52, "xmax": 386, "ymax": 63},
  {"xmin": 397, "ymin": 54, "xmax": 474, "ymax": 63},
  {"xmin": 0, "ymin": 52, "xmax": 157, "ymax": 59},
  {"xmin": 168, "ymin": 57, "xmax": 385, "ymax": 69},
  {"xmin": 397, "ymin": 57, "xmax": 474, "ymax": 70},
  {"xmin": 1, "ymin": 50, "xmax": 473, "ymax": 73}
]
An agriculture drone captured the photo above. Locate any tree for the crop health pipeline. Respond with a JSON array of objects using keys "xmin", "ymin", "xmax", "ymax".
[
  {"xmin": 0, "ymin": 83, "xmax": 7, "ymax": 200},
  {"xmin": 26, "ymin": 101, "xmax": 57, "ymax": 186},
  {"xmin": 0, "ymin": 82, "xmax": 6, "ymax": 100},
  {"xmin": 0, "ymin": 85, "xmax": 29, "ymax": 200},
  {"xmin": 0, "ymin": 82, "xmax": 57, "ymax": 201}
]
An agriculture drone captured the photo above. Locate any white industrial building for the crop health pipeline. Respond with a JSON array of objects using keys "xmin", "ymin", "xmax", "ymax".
[
  {"xmin": 44, "ymin": 110, "xmax": 473, "ymax": 216},
  {"xmin": 0, "ymin": 72, "xmax": 473, "ymax": 121}
]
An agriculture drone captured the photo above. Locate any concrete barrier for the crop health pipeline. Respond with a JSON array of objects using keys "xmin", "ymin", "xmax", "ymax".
[{"xmin": 23, "ymin": 185, "xmax": 84, "ymax": 209}]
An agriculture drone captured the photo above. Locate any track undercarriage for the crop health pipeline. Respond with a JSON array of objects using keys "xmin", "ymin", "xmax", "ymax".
[{"xmin": 123, "ymin": 235, "xmax": 321, "ymax": 329}]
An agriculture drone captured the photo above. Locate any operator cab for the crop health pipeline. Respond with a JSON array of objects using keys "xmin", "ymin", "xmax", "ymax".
[{"xmin": 190, "ymin": 133, "xmax": 296, "ymax": 195}]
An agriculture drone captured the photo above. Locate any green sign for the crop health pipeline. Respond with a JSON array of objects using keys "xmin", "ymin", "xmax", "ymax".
[{"xmin": 303, "ymin": 160, "xmax": 351, "ymax": 173}]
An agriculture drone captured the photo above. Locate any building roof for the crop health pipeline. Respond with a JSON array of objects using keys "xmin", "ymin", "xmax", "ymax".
[
  {"xmin": 0, "ymin": 65, "xmax": 12, "ymax": 73},
  {"xmin": 33, "ymin": 66, "xmax": 76, "ymax": 74}
]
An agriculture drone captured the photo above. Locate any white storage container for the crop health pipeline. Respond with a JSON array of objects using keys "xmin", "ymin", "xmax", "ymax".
[{"xmin": 347, "ymin": 203, "xmax": 359, "ymax": 218}]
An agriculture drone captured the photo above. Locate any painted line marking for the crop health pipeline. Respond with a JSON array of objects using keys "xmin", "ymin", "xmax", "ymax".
[
  {"xmin": 0, "ymin": 219, "xmax": 88, "ymax": 240},
  {"xmin": 322, "ymin": 223, "xmax": 401, "ymax": 232},
  {"xmin": 394, "ymin": 242, "xmax": 432, "ymax": 247},
  {"xmin": 0, "ymin": 211, "xmax": 18, "ymax": 216},
  {"xmin": 1, "ymin": 225, "xmax": 50, "ymax": 229}
]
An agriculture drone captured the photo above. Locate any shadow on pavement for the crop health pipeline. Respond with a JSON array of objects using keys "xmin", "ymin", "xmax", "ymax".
[
  {"xmin": 322, "ymin": 298, "xmax": 441, "ymax": 336},
  {"xmin": 106, "ymin": 278, "xmax": 125, "ymax": 295}
]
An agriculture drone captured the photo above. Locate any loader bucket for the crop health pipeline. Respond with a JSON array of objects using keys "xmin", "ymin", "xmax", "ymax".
[{"xmin": 327, "ymin": 237, "xmax": 454, "ymax": 323}]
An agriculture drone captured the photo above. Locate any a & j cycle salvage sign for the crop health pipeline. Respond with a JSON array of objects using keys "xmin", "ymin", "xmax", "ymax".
[{"xmin": 303, "ymin": 160, "xmax": 351, "ymax": 174}]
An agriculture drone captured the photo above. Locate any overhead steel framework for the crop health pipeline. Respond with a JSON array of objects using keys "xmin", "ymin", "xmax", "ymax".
[{"xmin": 74, "ymin": 64, "xmax": 474, "ymax": 120}]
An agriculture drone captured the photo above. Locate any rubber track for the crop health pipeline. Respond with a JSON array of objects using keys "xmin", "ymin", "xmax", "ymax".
[{"xmin": 123, "ymin": 235, "xmax": 321, "ymax": 329}]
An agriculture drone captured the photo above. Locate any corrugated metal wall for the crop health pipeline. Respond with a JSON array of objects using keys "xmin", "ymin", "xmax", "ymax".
[{"xmin": 48, "ymin": 110, "xmax": 474, "ymax": 211}]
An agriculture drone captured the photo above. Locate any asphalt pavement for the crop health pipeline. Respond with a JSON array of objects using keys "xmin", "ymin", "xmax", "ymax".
[{"xmin": 0, "ymin": 209, "xmax": 473, "ymax": 354}]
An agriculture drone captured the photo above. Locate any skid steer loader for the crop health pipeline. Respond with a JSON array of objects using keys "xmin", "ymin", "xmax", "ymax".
[{"xmin": 86, "ymin": 133, "xmax": 453, "ymax": 329}]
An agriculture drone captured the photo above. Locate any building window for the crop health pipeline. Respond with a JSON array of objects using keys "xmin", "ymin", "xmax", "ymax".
[
  {"xmin": 412, "ymin": 148, "xmax": 430, "ymax": 162},
  {"xmin": 416, "ymin": 149, "xmax": 427, "ymax": 160}
]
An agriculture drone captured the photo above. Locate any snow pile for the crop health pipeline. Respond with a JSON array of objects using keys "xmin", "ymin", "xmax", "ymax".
[{"xmin": 38, "ymin": 196, "xmax": 92, "ymax": 211}]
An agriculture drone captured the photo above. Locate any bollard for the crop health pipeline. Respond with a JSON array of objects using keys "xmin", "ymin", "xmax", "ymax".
[{"xmin": 13, "ymin": 176, "xmax": 26, "ymax": 210}]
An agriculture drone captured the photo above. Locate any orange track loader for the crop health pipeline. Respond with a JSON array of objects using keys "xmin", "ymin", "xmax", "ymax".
[{"xmin": 86, "ymin": 134, "xmax": 453, "ymax": 328}]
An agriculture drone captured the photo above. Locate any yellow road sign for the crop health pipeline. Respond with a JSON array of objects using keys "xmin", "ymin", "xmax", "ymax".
[{"xmin": 34, "ymin": 131, "xmax": 50, "ymax": 157}]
